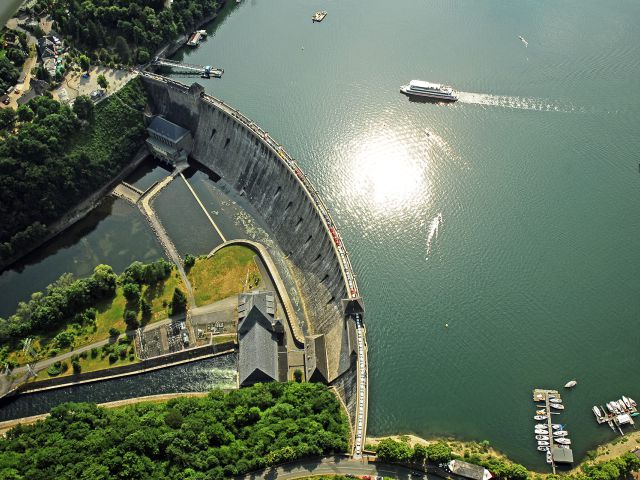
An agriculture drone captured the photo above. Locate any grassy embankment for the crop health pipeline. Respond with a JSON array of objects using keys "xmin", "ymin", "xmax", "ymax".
[{"xmin": 187, "ymin": 245, "xmax": 262, "ymax": 307}]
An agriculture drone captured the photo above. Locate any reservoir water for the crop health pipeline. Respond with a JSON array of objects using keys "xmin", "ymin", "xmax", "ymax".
[{"xmin": 1, "ymin": 0, "xmax": 639, "ymax": 469}]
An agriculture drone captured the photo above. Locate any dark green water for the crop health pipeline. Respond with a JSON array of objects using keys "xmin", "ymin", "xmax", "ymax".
[
  {"xmin": 2, "ymin": 0, "xmax": 640, "ymax": 469},
  {"xmin": 171, "ymin": 0, "xmax": 640, "ymax": 468}
]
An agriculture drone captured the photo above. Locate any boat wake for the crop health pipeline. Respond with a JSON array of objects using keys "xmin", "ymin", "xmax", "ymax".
[
  {"xmin": 426, "ymin": 212, "xmax": 443, "ymax": 258},
  {"xmin": 456, "ymin": 92, "xmax": 580, "ymax": 112}
]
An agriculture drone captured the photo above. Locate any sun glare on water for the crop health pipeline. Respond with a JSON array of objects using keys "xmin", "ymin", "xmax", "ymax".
[{"xmin": 350, "ymin": 132, "xmax": 427, "ymax": 214}]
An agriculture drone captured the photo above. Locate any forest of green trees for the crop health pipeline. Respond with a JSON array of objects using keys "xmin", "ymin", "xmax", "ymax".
[
  {"xmin": 0, "ymin": 382, "xmax": 349, "ymax": 479},
  {"xmin": 0, "ymin": 77, "xmax": 148, "ymax": 263},
  {"xmin": 0, "ymin": 29, "xmax": 29, "ymax": 93},
  {"xmin": 38, "ymin": 0, "xmax": 219, "ymax": 66}
]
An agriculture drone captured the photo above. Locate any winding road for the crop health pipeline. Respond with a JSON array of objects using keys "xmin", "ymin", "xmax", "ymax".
[{"xmin": 236, "ymin": 457, "xmax": 443, "ymax": 480}]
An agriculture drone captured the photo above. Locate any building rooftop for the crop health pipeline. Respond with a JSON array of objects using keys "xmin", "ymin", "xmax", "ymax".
[
  {"xmin": 448, "ymin": 460, "xmax": 492, "ymax": 480},
  {"xmin": 147, "ymin": 116, "xmax": 190, "ymax": 143},
  {"xmin": 304, "ymin": 334, "xmax": 328, "ymax": 383},
  {"xmin": 552, "ymin": 447, "xmax": 574, "ymax": 464},
  {"xmin": 238, "ymin": 291, "xmax": 283, "ymax": 387}
]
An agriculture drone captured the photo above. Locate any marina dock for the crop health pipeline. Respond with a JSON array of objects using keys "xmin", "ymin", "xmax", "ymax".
[
  {"xmin": 592, "ymin": 396, "xmax": 637, "ymax": 435},
  {"xmin": 152, "ymin": 58, "xmax": 223, "ymax": 78},
  {"xmin": 532, "ymin": 389, "xmax": 573, "ymax": 473}
]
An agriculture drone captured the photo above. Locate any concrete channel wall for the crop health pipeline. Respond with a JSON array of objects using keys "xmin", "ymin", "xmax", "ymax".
[{"xmin": 138, "ymin": 74, "xmax": 365, "ymax": 436}]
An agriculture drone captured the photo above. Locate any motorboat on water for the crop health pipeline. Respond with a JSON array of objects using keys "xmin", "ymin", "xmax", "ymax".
[
  {"xmin": 536, "ymin": 409, "xmax": 546, "ymax": 415},
  {"xmin": 552, "ymin": 424, "xmax": 563, "ymax": 430},
  {"xmin": 564, "ymin": 380, "xmax": 577, "ymax": 388},
  {"xmin": 538, "ymin": 441, "xmax": 550, "ymax": 446},
  {"xmin": 553, "ymin": 431, "xmax": 569, "ymax": 437},
  {"xmin": 558, "ymin": 444, "xmax": 571, "ymax": 449},
  {"xmin": 618, "ymin": 400, "xmax": 628, "ymax": 411},
  {"xmin": 629, "ymin": 397, "xmax": 637, "ymax": 407},
  {"xmin": 534, "ymin": 415, "xmax": 547, "ymax": 420},
  {"xmin": 535, "ymin": 431, "xmax": 549, "ymax": 436},
  {"xmin": 546, "ymin": 451, "xmax": 553, "ymax": 464},
  {"xmin": 538, "ymin": 446, "xmax": 549, "ymax": 452},
  {"xmin": 556, "ymin": 438, "xmax": 572, "ymax": 445},
  {"xmin": 593, "ymin": 406, "xmax": 602, "ymax": 418},
  {"xmin": 400, "ymin": 80, "xmax": 459, "ymax": 102},
  {"xmin": 623, "ymin": 396, "xmax": 632, "ymax": 409},
  {"xmin": 550, "ymin": 403, "xmax": 565, "ymax": 410},
  {"xmin": 536, "ymin": 435, "xmax": 550, "ymax": 440},
  {"xmin": 549, "ymin": 398, "xmax": 562, "ymax": 404},
  {"xmin": 536, "ymin": 423, "xmax": 548, "ymax": 428}
]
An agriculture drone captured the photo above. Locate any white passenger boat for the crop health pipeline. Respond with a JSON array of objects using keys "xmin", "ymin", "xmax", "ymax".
[
  {"xmin": 549, "ymin": 398, "xmax": 562, "ymax": 404},
  {"xmin": 546, "ymin": 451, "xmax": 553, "ymax": 464},
  {"xmin": 564, "ymin": 380, "xmax": 577, "ymax": 388},
  {"xmin": 618, "ymin": 400, "xmax": 628, "ymax": 411},
  {"xmin": 550, "ymin": 403, "xmax": 565, "ymax": 410},
  {"xmin": 553, "ymin": 431, "xmax": 569, "ymax": 437},
  {"xmin": 400, "ymin": 80, "xmax": 458, "ymax": 102},
  {"xmin": 629, "ymin": 397, "xmax": 637, "ymax": 407},
  {"xmin": 555, "ymin": 438, "xmax": 571, "ymax": 445},
  {"xmin": 593, "ymin": 406, "xmax": 602, "ymax": 418},
  {"xmin": 535, "ymin": 435, "xmax": 549, "ymax": 440},
  {"xmin": 537, "ymin": 441, "xmax": 550, "ymax": 446},
  {"xmin": 536, "ymin": 409, "xmax": 547, "ymax": 415},
  {"xmin": 534, "ymin": 415, "xmax": 547, "ymax": 420},
  {"xmin": 536, "ymin": 423, "xmax": 548, "ymax": 428},
  {"xmin": 623, "ymin": 396, "xmax": 632, "ymax": 409},
  {"xmin": 537, "ymin": 446, "xmax": 549, "ymax": 452},
  {"xmin": 552, "ymin": 424, "xmax": 563, "ymax": 430}
]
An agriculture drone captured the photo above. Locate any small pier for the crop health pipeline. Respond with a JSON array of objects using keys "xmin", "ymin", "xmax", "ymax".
[
  {"xmin": 186, "ymin": 30, "xmax": 207, "ymax": 47},
  {"xmin": 592, "ymin": 396, "xmax": 637, "ymax": 436},
  {"xmin": 152, "ymin": 58, "xmax": 223, "ymax": 78},
  {"xmin": 532, "ymin": 388, "xmax": 573, "ymax": 473}
]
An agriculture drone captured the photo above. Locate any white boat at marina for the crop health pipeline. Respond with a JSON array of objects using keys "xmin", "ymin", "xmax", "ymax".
[
  {"xmin": 593, "ymin": 406, "xmax": 602, "ymax": 418},
  {"xmin": 536, "ymin": 409, "xmax": 546, "ymax": 415},
  {"xmin": 623, "ymin": 396, "xmax": 632, "ymax": 409},
  {"xmin": 400, "ymin": 80, "xmax": 459, "ymax": 102},
  {"xmin": 535, "ymin": 431, "xmax": 548, "ymax": 436},
  {"xmin": 564, "ymin": 380, "xmax": 577, "ymax": 388},
  {"xmin": 552, "ymin": 424, "xmax": 563, "ymax": 430},
  {"xmin": 534, "ymin": 415, "xmax": 547, "ymax": 420},
  {"xmin": 546, "ymin": 451, "xmax": 553, "ymax": 464},
  {"xmin": 538, "ymin": 446, "xmax": 549, "ymax": 452},
  {"xmin": 549, "ymin": 398, "xmax": 562, "ymax": 404},
  {"xmin": 535, "ymin": 435, "xmax": 549, "ymax": 440},
  {"xmin": 537, "ymin": 441, "xmax": 550, "ymax": 446},
  {"xmin": 558, "ymin": 444, "xmax": 571, "ymax": 449},
  {"xmin": 536, "ymin": 423, "xmax": 548, "ymax": 428},
  {"xmin": 556, "ymin": 438, "xmax": 572, "ymax": 445},
  {"xmin": 553, "ymin": 431, "xmax": 569, "ymax": 437},
  {"xmin": 550, "ymin": 403, "xmax": 565, "ymax": 410},
  {"xmin": 618, "ymin": 400, "xmax": 628, "ymax": 411},
  {"xmin": 629, "ymin": 397, "xmax": 637, "ymax": 407}
]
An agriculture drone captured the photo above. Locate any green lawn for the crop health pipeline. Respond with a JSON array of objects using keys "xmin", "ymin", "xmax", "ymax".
[
  {"xmin": 187, "ymin": 246, "xmax": 262, "ymax": 307},
  {"xmin": 8, "ymin": 266, "xmax": 185, "ymax": 367}
]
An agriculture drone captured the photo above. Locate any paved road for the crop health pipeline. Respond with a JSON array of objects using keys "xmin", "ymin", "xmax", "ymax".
[{"xmin": 237, "ymin": 457, "xmax": 440, "ymax": 480}]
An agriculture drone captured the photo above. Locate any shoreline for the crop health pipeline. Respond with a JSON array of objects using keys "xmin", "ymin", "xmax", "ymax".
[{"xmin": 367, "ymin": 433, "xmax": 640, "ymax": 475}]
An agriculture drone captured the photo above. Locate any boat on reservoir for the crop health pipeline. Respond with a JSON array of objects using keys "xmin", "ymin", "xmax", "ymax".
[
  {"xmin": 552, "ymin": 424, "xmax": 563, "ymax": 430},
  {"xmin": 536, "ymin": 435, "xmax": 549, "ymax": 440},
  {"xmin": 564, "ymin": 380, "xmax": 577, "ymax": 388},
  {"xmin": 534, "ymin": 415, "xmax": 547, "ymax": 420},
  {"xmin": 546, "ymin": 451, "xmax": 553, "ymax": 464},
  {"xmin": 549, "ymin": 398, "xmax": 562, "ymax": 404},
  {"xmin": 553, "ymin": 431, "xmax": 569, "ymax": 437},
  {"xmin": 536, "ymin": 409, "xmax": 547, "ymax": 415},
  {"xmin": 312, "ymin": 11, "xmax": 327, "ymax": 22},
  {"xmin": 556, "ymin": 438, "xmax": 572, "ymax": 445},
  {"xmin": 400, "ymin": 80, "xmax": 458, "ymax": 102},
  {"xmin": 593, "ymin": 406, "xmax": 602, "ymax": 418},
  {"xmin": 618, "ymin": 400, "xmax": 628, "ymax": 411},
  {"xmin": 537, "ymin": 441, "xmax": 550, "ymax": 446},
  {"xmin": 623, "ymin": 396, "xmax": 632, "ymax": 408},
  {"xmin": 538, "ymin": 446, "xmax": 549, "ymax": 452},
  {"xmin": 550, "ymin": 403, "xmax": 565, "ymax": 410},
  {"xmin": 629, "ymin": 397, "xmax": 637, "ymax": 407},
  {"xmin": 536, "ymin": 423, "xmax": 548, "ymax": 428}
]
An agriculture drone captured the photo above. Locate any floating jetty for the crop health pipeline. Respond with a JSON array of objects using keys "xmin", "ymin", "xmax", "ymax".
[
  {"xmin": 152, "ymin": 58, "xmax": 223, "ymax": 78},
  {"xmin": 312, "ymin": 11, "xmax": 327, "ymax": 22},
  {"xmin": 532, "ymin": 389, "xmax": 574, "ymax": 473},
  {"xmin": 186, "ymin": 30, "xmax": 207, "ymax": 47},
  {"xmin": 592, "ymin": 396, "xmax": 637, "ymax": 436}
]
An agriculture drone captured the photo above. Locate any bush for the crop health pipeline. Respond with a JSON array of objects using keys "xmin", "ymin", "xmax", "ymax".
[
  {"xmin": 293, "ymin": 369, "xmax": 303, "ymax": 382},
  {"xmin": 90, "ymin": 347, "xmax": 99, "ymax": 358},
  {"xmin": 108, "ymin": 352, "xmax": 118, "ymax": 364},
  {"xmin": 170, "ymin": 288, "xmax": 187, "ymax": 315},
  {"xmin": 72, "ymin": 360, "xmax": 81, "ymax": 374},
  {"xmin": 184, "ymin": 254, "xmax": 196, "ymax": 270},
  {"xmin": 124, "ymin": 310, "xmax": 139, "ymax": 329},
  {"xmin": 109, "ymin": 327, "xmax": 120, "ymax": 338}
]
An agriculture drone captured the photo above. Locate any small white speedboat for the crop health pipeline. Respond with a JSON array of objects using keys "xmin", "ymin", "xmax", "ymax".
[
  {"xmin": 558, "ymin": 444, "xmax": 570, "ymax": 449},
  {"xmin": 550, "ymin": 403, "xmax": 565, "ymax": 410},
  {"xmin": 536, "ymin": 435, "xmax": 549, "ymax": 440},
  {"xmin": 535, "ymin": 431, "xmax": 549, "ymax": 436},
  {"xmin": 546, "ymin": 451, "xmax": 553, "ymax": 464},
  {"xmin": 538, "ymin": 446, "xmax": 549, "ymax": 451},
  {"xmin": 549, "ymin": 398, "xmax": 562, "ymax": 404},
  {"xmin": 536, "ymin": 409, "xmax": 547, "ymax": 415},
  {"xmin": 534, "ymin": 415, "xmax": 547, "ymax": 420},
  {"xmin": 553, "ymin": 431, "xmax": 569, "ymax": 437},
  {"xmin": 629, "ymin": 397, "xmax": 637, "ymax": 407},
  {"xmin": 555, "ymin": 438, "xmax": 571, "ymax": 445},
  {"xmin": 538, "ymin": 441, "xmax": 550, "ymax": 446},
  {"xmin": 618, "ymin": 400, "xmax": 628, "ymax": 411},
  {"xmin": 536, "ymin": 423, "xmax": 548, "ymax": 428},
  {"xmin": 564, "ymin": 380, "xmax": 577, "ymax": 388},
  {"xmin": 552, "ymin": 424, "xmax": 563, "ymax": 429},
  {"xmin": 623, "ymin": 396, "xmax": 632, "ymax": 409},
  {"xmin": 593, "ymin": 406, "xmax": 602, "ymax": 418}
]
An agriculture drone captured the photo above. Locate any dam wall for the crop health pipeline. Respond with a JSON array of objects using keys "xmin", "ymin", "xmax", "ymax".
[{"xmin": 139, "ymin": 73, "xmax": 360, "ymax": 385}]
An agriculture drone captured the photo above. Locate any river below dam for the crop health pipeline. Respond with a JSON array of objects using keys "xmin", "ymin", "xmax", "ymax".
[{"xmin": 1, "ymin": 0, "xmax": 640, "ymax": 469}]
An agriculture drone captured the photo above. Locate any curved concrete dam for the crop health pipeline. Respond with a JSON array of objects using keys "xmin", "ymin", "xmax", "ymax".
[{"xmin": 139, "ymin": 73, "xmax": 368, "ymax": 452}]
